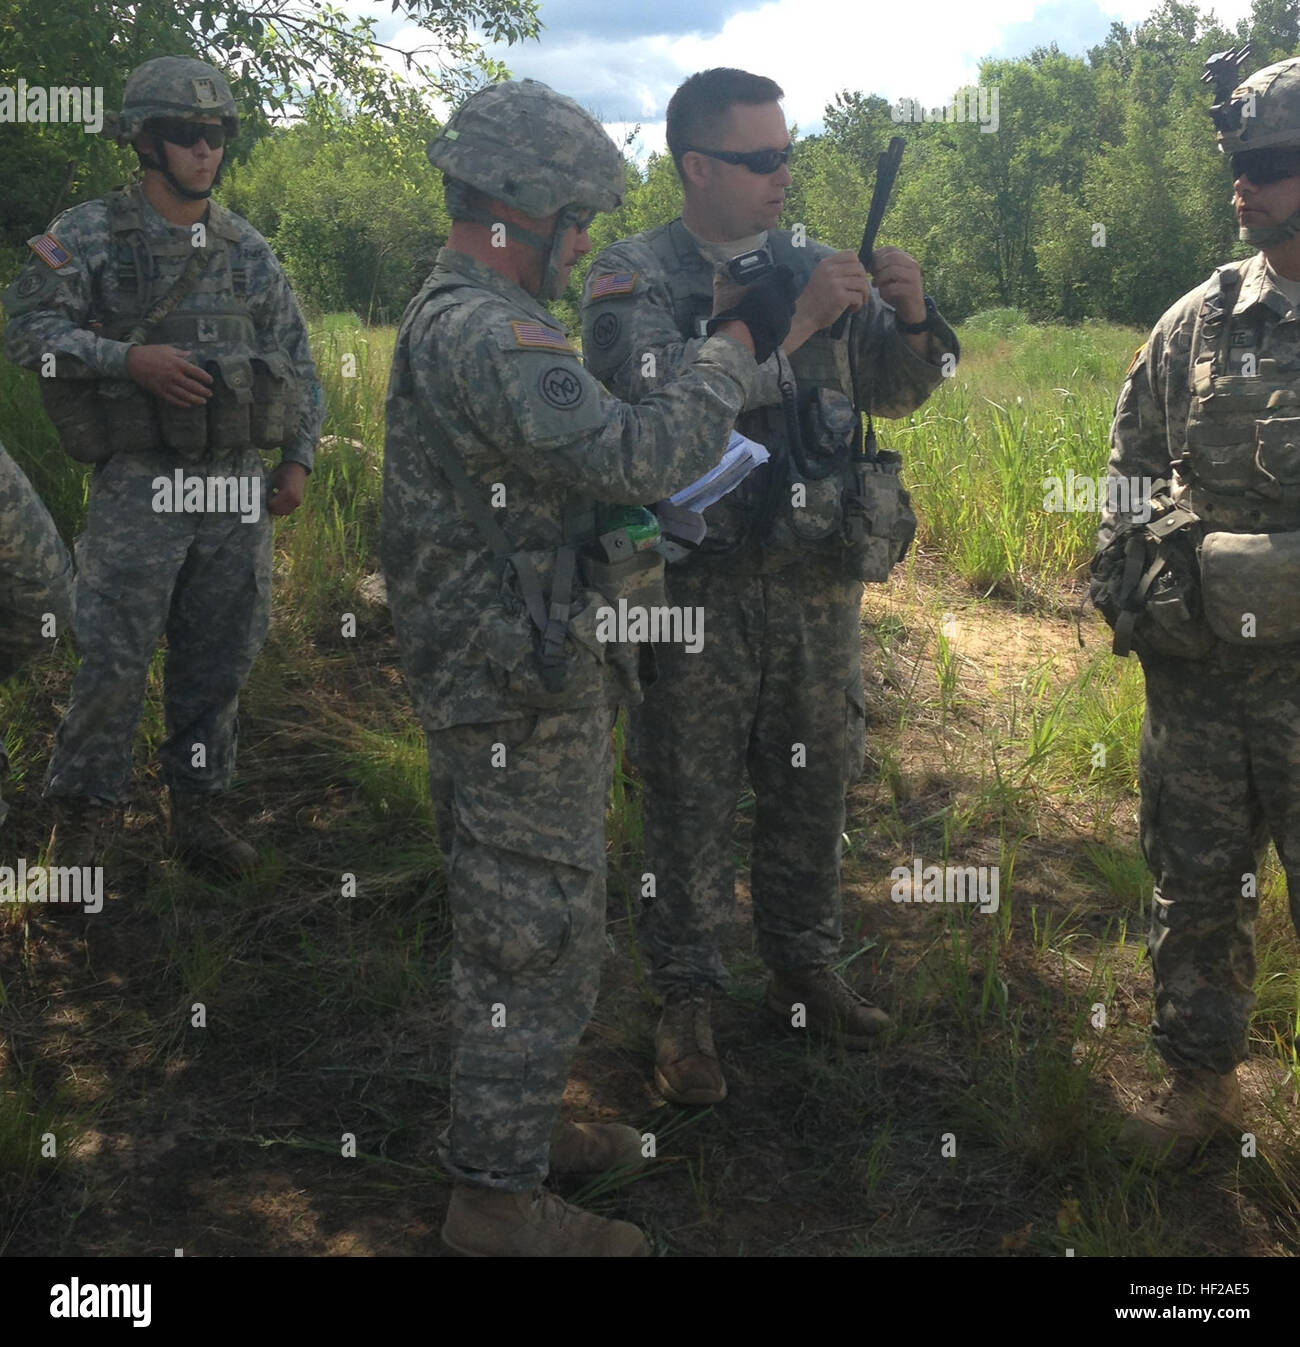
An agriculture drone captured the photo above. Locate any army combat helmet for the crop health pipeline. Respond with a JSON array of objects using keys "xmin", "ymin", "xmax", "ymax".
[
  {"xmin": 428, "ymin": 78, "xmax": 624, "ymax": 301},
  {"xmin": 1208, "ymin": 48, "xmax": 1300, "ymax": 245},
  {"xmin": 110, "ymin": 56, "xmax": 240, "ymax": 202}
]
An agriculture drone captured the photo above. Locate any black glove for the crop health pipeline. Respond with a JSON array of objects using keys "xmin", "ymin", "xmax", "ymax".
[{"xmin": 706, "ymin": 265, "xmax": 797, "ymax": 364}]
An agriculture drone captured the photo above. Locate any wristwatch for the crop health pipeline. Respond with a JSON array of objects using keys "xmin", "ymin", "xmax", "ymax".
[{"xmin": 895, "ymin": 294, "xmax": 937, "ymax": 334}]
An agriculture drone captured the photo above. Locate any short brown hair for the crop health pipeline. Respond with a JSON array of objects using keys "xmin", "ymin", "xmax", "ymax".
[{"xmin": 666, "ymin": 68, "xmax": 784, "ymax": 179}]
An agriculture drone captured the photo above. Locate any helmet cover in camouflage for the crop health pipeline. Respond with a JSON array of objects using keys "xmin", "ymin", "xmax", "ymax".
[
  {"xmin": 1216, "ymin": 55, "xmax": 1300, "ymax": 154},
  {"xmin": 427, "ymin": 78, "xmax": 623, "ymax": 217},
  {"xmin": 111, "ymin": 56, "xmax": 240, "ymax": 143}
]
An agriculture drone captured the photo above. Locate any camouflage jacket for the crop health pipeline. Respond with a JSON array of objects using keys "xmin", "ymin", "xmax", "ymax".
[
  {"xmin": 2, "ymin": 184, "xmax": 323, "ymax": 470},
  {"xmin": 0, "ymin": 438, "xmax": 73, "ymax": 825},
  {"xmin": 581, "ymin": 219, "xmax": 957, "ymax": 567},
  {"xmin": 381, "ymin": 248, "xmax": 758, "ymax": 732},
  {"xmin": 1102, "ymin": 250, "xmax": 1300, "ymax": 546}
]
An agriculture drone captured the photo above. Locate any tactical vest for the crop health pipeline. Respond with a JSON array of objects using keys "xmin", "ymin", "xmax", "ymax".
[
  {"xmin": 1177, "ymin": 263, "xmax": 1300, "ymax": 645},
  {"xmin": 40, "ymin": 185, "xmax": 299, "ymax": 463},
  {"xmin": 639, "ymin": 221, "xmax": 911, "ymax": 577},
  {"xmin": 395, "ymin": 278, "xmax": 663, "ymax": 708}
]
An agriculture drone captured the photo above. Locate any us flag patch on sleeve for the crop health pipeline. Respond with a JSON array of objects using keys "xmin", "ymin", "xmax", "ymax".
[
  {"xmin": 510, "ymin": 320, "xmax": 576, "ymax": 353},
  {"xmin": 28, "ymin": 233, "xmax": 72, "ymax": 269},
  {"xmin": 589, "ymin": 271, "xmax": 637, "ymax": 299}
]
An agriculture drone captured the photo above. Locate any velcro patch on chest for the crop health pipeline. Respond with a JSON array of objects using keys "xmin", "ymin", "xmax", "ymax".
[
  {"xmin": 508, "ymin": 320, "xmax": 575, "ymax": 353},
  {"xmin": 1230, "ymin": 326, "xmax": 1256, "ymax": 347},
  {"xmin": 589, "ymin": 271, "xmax": 638, "ymax": 299},
  {"xmin": 27, "ymin": 233, "xmax": 72, "ymax": 270}
]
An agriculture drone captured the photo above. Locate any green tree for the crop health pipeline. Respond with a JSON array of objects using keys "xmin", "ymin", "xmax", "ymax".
[{"xmin": 0, "ymin": 0, "xmax": 539, "ymax": 258}]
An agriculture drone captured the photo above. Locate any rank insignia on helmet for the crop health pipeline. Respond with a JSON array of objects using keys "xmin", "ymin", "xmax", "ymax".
[
  {"xmin": 192, "ymin": 77, "xmax": 221, "ymax": 106},
  {"xmin": 28, "ymin": 234, "xmax": 72, "ymax": 270},
  {"xmin": 590, "ymin": 271, "xmax": 637, "ymax": 299},
  {"xmin": 510, "ymin": 320, "xmax": 575, "ymax": 352}
]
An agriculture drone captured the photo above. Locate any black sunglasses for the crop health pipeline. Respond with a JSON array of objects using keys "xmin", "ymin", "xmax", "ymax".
[
  {"xmin": 682, "ymin": 144, "xmax": 793, "ymax": 174},
  {"xmin": 1230, "ymin": 148, "xmax": 1300, "ymax": 185},
  {"xmin": 146, "ymin": 119, "xmax": 227, "ymax": 150}
]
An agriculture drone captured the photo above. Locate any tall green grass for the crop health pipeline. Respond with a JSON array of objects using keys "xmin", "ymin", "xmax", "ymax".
[{"xmin": 901, "ymin": 314, "xmax": 1146, "ymax": 599}]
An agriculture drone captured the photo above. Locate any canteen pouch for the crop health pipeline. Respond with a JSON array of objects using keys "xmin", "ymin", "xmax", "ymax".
[
  {"xmin": 1199, "ymin": 528, "xmax": 1300, "ymax": 645},
  {"xmin": 845, "ymin": 450, "xmax": 916, "ymax": 583},
  {"xmin": 207, "ymin": 354, "xmax": 254, "ymax": 451},
  {"xmin": 250, "ymin": 352, "xmax": 300, "ymax": 449}
]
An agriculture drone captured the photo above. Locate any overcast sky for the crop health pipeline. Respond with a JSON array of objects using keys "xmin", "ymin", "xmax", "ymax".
[{"xmin": 364, "ymin": 0, "xmax": 1257, "ymax": 158}]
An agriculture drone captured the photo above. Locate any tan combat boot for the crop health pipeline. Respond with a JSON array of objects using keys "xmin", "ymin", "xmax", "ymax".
[
  {"xmin": 47, "ymin": 797, "xmax": 117, "ymax": 869},
  {"xmin": 654, "ymin": 988, "xmax": 726, "ymax": 1105},
  {"xmin": 441, "ymin": 1184, "xmax": 649, "ymax": 1257},
  {"xmin": 1118, "ymin": 1066, "xmax": 1243, "ymax": 1165},
  {"xmin": 170, "ymin": 790, "xmax": 258, "ymax": 877},
  {"xmin": 766, "ymin": 965, "xmax": 891, "ymax": 1048},
  {"xmin": 549, "ymin": 1119, "xmax": 646, "ymax": 1175}
]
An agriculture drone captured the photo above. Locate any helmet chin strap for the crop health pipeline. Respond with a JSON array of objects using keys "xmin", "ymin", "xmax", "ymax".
[
  {"xmin": 1241, "ymin": 209, "xmax": 1300, "ymax": 246},
  {"xmin": 537, "ymin": 207, "xmax": 583, "ymax": 302},
  {"xmin": 140, "ymin": 136, "xmax": 221, "ymax": 201}
]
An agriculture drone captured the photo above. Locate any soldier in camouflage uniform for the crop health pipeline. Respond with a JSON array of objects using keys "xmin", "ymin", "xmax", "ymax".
[
  {"xmin": 2, "ymin": 57, "xmax": 323, "ymax": 875},
  {"xmin": 0, "ymin": 439, "xmax": 74, "ymax": 829},
  {"xmin": 581, "ymin": 68, "xmax": 957, "ymax": 1105},
  {"xmin": 382, "ymin": 79, "xmax": 791, "ymax": 1256},
  {"xmin": 1095, "ymin": 54, "xmax": 1300, "ymax": 1162}
]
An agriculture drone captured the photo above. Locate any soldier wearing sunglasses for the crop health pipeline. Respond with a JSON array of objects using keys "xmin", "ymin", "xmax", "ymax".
[
  {"xmin": 2, "ymin": 56, "xmax": 323, "ymax": 877},
  {"xmin": 1094, "ymin": 53, "xmax": 1300, "ymax": 1162},
  {"xmin": 582, "ymin": 68, "xmax": 957, "ymax": 1107}
]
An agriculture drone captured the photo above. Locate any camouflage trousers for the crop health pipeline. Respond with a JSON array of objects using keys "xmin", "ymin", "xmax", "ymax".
[
  {"xmin": 44, "ymin": 445, "xmax": 271, "ymax": 802},
  {"xmin": 428, "ymin": 706, "xmax": 616, "ymax": 1192},
  {"xmin": 627, "ymin": 554, "xmax": 867, "ymax": 994},
  {"xmin": 1138, "ymin": 648, "xmax": 1300, "ymax": 1074}
]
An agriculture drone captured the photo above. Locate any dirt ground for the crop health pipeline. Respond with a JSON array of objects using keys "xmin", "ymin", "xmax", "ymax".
[{"xmin": 3, "ymin": 548, "xmax": 1299, "ymax": 1257}]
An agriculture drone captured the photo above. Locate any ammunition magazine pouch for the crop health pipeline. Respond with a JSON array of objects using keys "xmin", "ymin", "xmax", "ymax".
[
  {"xmin": 1199, "ymin": 528, "xmax": 1300, "ymax": 645},
  {"xmin": 35, "ymin": 187, "xmax": 299, "ymax": 463},
  {"xmin": 844, "ymin": 448, "xmax": 917, "ymax": 583},
  {"xmin": 1090, "ymin": 499, "xmax": 1216, "ymax": 659}
]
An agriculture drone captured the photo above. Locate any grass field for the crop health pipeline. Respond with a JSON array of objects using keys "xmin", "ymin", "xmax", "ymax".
[{"xmin": 4, "ymin": 310, "xmax": 1300, "ymax": 1257}]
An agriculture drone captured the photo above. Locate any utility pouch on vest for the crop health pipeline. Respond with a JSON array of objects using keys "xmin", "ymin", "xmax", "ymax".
[
  {"xmin": 1199, "ymin": 528, "xmax": 1300, "ymax": 645},
  {"xmin": 844, "ymin": 448, "xmax": 917, "ymax": 583},
  {"xmin": 580, "ymin": 548, "xmax": 667, "ymax": 610},
  {"xmin": 250, "ymin": 353, "xmax": 300, "ymax": 449},
  {"xmin": 38, "ymin": 380, "xmax": 115, "ymax": 463},
  {"xmin": 762, "ymin": 387, "xmax": 851, "ymax": 551},
  {"xmin": 1090, "ymin": 498, "xmax": 1215, "ymax": 659},
  {"xmin": 207, "ymin": 354, "xmax": 254, "ymax": 451}
]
